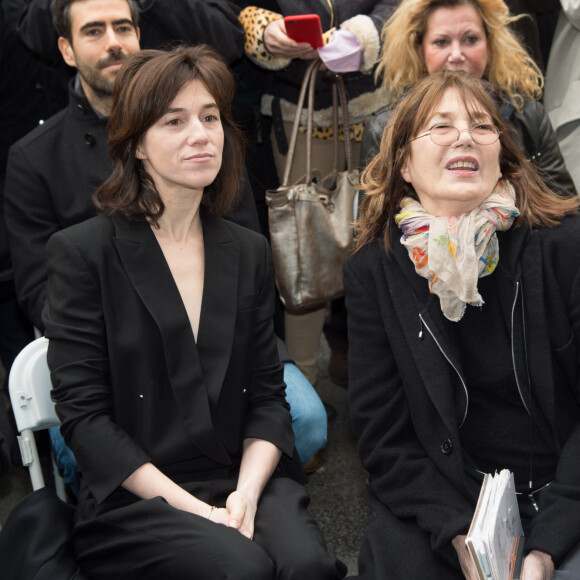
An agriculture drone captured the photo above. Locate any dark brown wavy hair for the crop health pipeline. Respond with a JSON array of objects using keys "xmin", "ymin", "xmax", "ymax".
[
  {"xmin": 93, "ymin": 44, "xmax": 244, "ymax": 224},
  {"xmin": 355, "ymin": 71, "xmax": 579, "ymax": 254}
]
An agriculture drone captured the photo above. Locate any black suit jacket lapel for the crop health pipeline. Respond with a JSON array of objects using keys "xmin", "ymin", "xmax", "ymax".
[
  {"xmin": 112, "ymin": 214, "xmax": 230, "ymax": 464},
  {"xmin": 196, "ymin": 216, "xmax": 239, "ymax": 409}
]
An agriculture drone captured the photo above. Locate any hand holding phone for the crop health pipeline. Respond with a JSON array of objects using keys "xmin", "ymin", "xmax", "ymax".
[{"xmin": 283, "ymin": 14, "xmax": 324, "ymax": 49}]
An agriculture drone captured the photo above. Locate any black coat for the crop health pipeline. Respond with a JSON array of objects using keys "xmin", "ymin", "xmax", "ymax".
[
  {"xmin": 3, "ymin": 80, "xmax": 259, "ymax": 331},
  {"xmin": 43, "ymin": 213, "xmax": 296, "ymax": 508},
  {"xmin": 361, "ymin": 97, "xmax": 578, "ymax": 198},
  {"xmin": 344, "ymin": 214, "xmax": 580, "ymax": 567}
]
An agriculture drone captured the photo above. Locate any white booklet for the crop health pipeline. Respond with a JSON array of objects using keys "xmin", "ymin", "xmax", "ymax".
[{"xmin": 465, "ymin": 469, "xmax": 525, "ymax": 580}]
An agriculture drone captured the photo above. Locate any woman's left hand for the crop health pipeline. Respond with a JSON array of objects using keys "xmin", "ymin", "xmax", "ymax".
[
  {"xmin": 225, "ymin": 490, "xmax": 257, "ymax": 539},
  {"xmin": 521, "ymin": 550, "xmax": 555, "ymax": 580}
]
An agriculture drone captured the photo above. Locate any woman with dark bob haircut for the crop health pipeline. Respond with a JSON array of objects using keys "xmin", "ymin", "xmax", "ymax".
[
  {"xmin": 42, "ymin": 44, "xmax": 346, "ymax": 580},
  {"xmin": 345, "ymin": 70, "xmax": 580, "ymax": 579}
]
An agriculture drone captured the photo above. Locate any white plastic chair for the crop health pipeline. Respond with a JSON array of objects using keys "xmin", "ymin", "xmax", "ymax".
[{"xmin": 8, "ymin": 337, "xmax": 66, "ymax": 500}]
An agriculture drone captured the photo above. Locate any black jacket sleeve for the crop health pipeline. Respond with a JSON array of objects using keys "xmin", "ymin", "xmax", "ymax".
[
  {"xmin": 360, "ymin": 105, "xmax": 392, "ymax": 167},
  {"xmin": 44, "ymin": 228, "xmax": 152, "ymax": 502},
  {"xmin": 138, "ymin": 0, "xmax": 244, "ymax": 65},
  {"xmin": 512, "ymin": 98, "xmax": 577, "ymax": 198},
  {"xmin": 522, "ymin": 220, "xmax": 580, "ymax": 565},
  {"xmin": 4, "ymin": 141, "xmax": 58, "ymax": 330}
]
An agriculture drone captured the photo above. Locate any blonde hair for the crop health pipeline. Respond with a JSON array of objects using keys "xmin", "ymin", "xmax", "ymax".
[
  {"xmin": 355, "ymin": 71, "xmax": 579, "ymax": 254},
  {"xmin": 375, "ymin": 0, "xmax": 543, "ymax": 111}
]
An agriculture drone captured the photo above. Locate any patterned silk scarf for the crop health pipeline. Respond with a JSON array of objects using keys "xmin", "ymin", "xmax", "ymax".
[{"xmin": 395, "ymin": 181, "xmax": 520, "ymax": 321}]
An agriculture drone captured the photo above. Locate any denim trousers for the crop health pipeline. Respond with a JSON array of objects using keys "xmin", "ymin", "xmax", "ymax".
[{"xmin": 283, "ymin": 362, "xmax": 327, "ymax": 463}]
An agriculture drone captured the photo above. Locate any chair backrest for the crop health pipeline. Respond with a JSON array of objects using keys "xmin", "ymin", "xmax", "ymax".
[
  {"xmin": 7, "ymin": 337, "xmax": 66, "ymax": 496},
  {"xmin": 8, "ymin": 337, "xmax": 59, "ymax": 433}
]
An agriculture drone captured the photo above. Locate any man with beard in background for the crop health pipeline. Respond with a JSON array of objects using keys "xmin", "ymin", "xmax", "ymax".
[{"xmin": 3, "ymin": 0, "xmax": 252, "ymax": 333}]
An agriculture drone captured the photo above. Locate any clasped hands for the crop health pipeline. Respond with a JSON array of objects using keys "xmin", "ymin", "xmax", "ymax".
[{"xmin": 207, "ymin": 490, "xmax": 257, "ymax": 540}]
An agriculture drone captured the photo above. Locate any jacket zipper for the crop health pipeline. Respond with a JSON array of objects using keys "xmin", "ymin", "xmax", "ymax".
[
  {"xmin": 419, "ymin": 313, "xmax": 469, "ymax": 427},
  {"xmin": 510, "ymin": 281, "xmax": 531, "ymax": 414},
  {"xmin": 418, "ymin": 280, "xmax": 530, "ymax": 424}
]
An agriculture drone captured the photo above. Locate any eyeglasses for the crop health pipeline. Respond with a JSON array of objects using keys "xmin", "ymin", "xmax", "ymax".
[{"xmin": 408, "ymin": 124, "xmax": 501, "ymax": 146}]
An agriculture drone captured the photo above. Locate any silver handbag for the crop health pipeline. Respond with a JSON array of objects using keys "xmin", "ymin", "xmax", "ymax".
[{"xmin": 266, "ymin": 59, "xmax": 359, "ymax": 312}]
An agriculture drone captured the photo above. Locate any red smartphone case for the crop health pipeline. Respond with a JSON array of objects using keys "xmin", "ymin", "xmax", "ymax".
[{"xmin": 283, "ymin": 14, "xmax": 324, "ymax": 49}]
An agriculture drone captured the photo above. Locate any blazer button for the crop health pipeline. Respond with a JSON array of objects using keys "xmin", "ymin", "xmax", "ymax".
[
  {"xmin": 84, "ymin": 132, "xmax": 96, "ymax": 146},
  {"xmin": 440, "ymin": 438, "xmax": 453, "ymax": 455}
]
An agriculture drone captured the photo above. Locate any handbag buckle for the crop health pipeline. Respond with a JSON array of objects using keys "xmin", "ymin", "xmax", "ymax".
[{"xmin": 318, "ymin": 193, "xmax": 335, "ymax": 212}]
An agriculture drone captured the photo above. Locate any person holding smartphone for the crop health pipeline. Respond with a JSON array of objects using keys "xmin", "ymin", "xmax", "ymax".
[{"xmin": 237, "ymin": 0, "xmax": 399, "ymax": 391}]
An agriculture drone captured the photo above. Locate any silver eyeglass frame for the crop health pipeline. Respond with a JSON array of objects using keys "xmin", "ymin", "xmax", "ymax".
[{"xmin": 407, "ymin": 125, "xmax": 501, "ymax": 147}]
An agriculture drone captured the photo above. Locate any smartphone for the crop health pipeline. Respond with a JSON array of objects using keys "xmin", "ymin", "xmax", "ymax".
[{"xmin": 283, "ymin": 14, "xmax": 324, "ymax": 49}]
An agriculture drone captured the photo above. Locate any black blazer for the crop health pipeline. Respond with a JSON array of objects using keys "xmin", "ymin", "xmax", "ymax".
[{"xmin": 43, "ymin": 213, "xmax": 295, "ymax": 506}]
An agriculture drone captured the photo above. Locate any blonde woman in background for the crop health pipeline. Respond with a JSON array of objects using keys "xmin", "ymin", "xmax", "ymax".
[{"xmin": 361, "ymin": 0, "xmax": 577, "ymax": 198}]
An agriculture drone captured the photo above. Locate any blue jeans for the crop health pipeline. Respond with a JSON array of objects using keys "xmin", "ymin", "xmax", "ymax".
[
  {"xmin": 48, "ymin": 425, "xmax": 79, "ymax": 497},
  {"xmin": 49, "ymin": 362, "xmax": 327, "ymax": 496},
  {"xmin": 283, "ymin": 362, "xmax": 327, "ymax": 463}
]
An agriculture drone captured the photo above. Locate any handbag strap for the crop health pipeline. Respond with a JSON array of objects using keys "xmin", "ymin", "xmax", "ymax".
[
  {"xmin": 282, "ymin": 59, "xmax": 318, "ymax": 186},
  {"xmin": 331, "ymin": 73, "xmax": 352, "ymax": 173},
  {"xmin": 282, "ymin": 60, "xmax": 353, "ymax": 187}
]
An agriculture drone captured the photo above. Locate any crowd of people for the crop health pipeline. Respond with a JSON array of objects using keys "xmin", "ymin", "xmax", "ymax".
[{"xmin": 1, "ymin": 0, "xmax": 579, "ymax": 579}]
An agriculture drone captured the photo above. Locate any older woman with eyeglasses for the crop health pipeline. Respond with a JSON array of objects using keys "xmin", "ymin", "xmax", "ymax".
[
  {"xmin": 345, "ymin": 71, "xmax": 580, "ymax": 580},
  {"xmin": 361, "ymin": 0, "xmax": 577, "ymax": 199}
]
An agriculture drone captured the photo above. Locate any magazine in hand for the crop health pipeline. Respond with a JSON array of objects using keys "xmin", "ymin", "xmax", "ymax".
[{"xmin": 465, "ymin": 469, "xmax": 525, "ymax": 580}]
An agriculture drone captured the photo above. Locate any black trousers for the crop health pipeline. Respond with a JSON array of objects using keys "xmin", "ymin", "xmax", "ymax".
[{"xmin": 73, "ymin": 476, "xmax": 346, "ymax": 580}]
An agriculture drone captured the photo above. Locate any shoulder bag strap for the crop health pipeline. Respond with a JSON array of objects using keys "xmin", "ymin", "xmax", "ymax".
[
  {"xmin": 329, "ymin": 73, "xmax": 352, "ymax": 173},
  {"xmin": 282, "ymin": 61, "xmax": 353, "ymax": 186},
  {"xmin": 336, "ymin": 73, "xmax": 352, "ymax": 172},
  {"xmin": 281, "ymin": 59, "xmax": 320, "ymax": 186},
  {"xmin": 305, "ymin": 59, "xmax": 323, "ymax": 183}
]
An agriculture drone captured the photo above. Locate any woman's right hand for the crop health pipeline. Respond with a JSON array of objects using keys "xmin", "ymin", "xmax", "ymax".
[
  {"xmin": 520, "ymin": 550, "xmax": 554, "ymax": 580},
  {"xmin": 207, "ymin": 506, "xmax": 229, "ymax": 526},
  {"xmin": 264, "ymin": 19, "xmax": 319, "ymax": 60},
  {"xmin": 206, "ymin": 495, "xmax": 255, "ymax": 540},
  {"xmin": 452, "ymin": 534, "xmax": 480, "ymax": 580}
]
